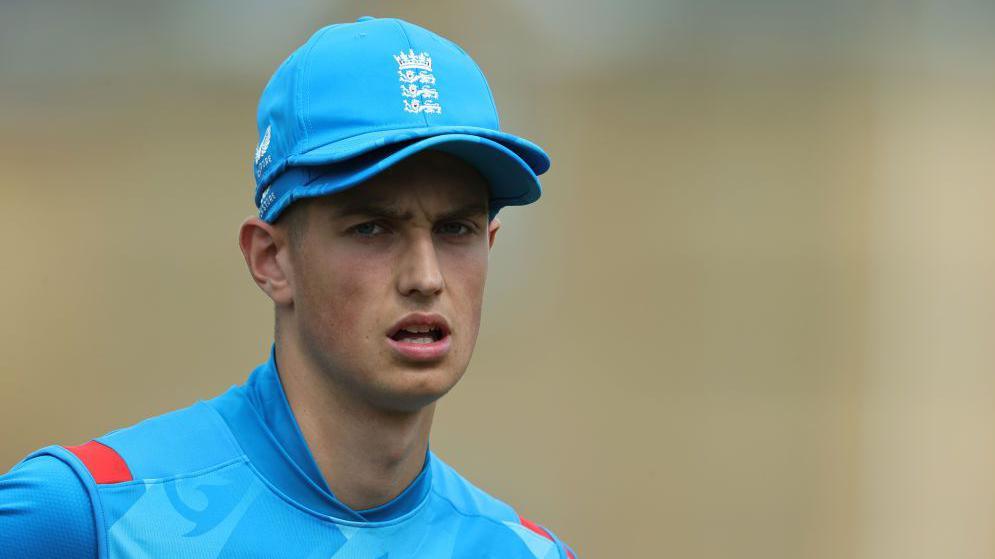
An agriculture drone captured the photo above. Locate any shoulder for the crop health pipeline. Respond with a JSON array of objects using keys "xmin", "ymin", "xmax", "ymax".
[
  {"xmin": 21, "ymin": 396, "xmax": 242, "ymax": 499},
  {"xmin": 0, "ymin": 454, "xmax": 96, "ymax": 558},
  {"xmin": 92, "ymin": 398, "xmax": 243, "ymax": 480},
  {"xmin": 0, "ymin": 395, "xmax": 244, "ymax": 558},
  {"xmin": 429, "ymin": 452, "xmax": 579, "ymax": 558},
  {"xmin": 32, "ymin": 397, "xmax": 244, "ymax": 488}
]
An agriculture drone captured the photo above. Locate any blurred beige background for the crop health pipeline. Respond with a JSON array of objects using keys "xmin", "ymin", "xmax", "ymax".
[{"xmin": 2, "ymin": 1, "xmax": 995, "ymax": 558}]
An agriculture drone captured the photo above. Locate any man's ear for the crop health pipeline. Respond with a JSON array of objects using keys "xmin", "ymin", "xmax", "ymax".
[
  {"xmin": 238, "ymin": 216, "xmax": 294, "ymax": 305},
  {"xmin": 487, "ymin": 217, "xmax": 501, "ymax": 250}
]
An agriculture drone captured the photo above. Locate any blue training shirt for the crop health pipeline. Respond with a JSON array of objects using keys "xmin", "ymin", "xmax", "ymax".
[{"xmin": 0, "ymin": 347, "xmax": 576, "ymax": 558}]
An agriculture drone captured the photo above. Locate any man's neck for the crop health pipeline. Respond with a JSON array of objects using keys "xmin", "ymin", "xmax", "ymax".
[{"xmin": 274, "ymin": 338, "xmax": 434, "ymax": 511}]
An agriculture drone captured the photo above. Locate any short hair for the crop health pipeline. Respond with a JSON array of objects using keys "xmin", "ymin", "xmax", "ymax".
[{"xmin": 276, "ymin": 198, "xmax": 310, "ymax": 250}]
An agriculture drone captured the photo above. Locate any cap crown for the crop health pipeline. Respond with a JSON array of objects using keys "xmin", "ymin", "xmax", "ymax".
[{"xmin": 254, "ymin": 17, "xmax": 501, "ymax": 191}]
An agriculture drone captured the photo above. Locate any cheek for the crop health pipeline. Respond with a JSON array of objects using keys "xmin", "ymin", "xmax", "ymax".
[
  {"xmin": 441, "ymin": 248, "xmax": 489, "ymax": 343},
  {"xmin": 297, "ymin": 251, "xmax": 387, "ymax": 354}
]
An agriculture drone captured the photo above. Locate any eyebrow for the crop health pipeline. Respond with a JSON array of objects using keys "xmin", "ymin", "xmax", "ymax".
[{"xmin": 334, "ymin": 201, "xmax": 488, "ymax": 222}]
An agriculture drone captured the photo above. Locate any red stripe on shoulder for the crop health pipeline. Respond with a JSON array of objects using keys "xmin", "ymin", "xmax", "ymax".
[
  {"xmin": 520, "ymin": 516, "xmax": 575, "ymax": 557},
  {"xmin": 519, "ymin": 515, "xmax": 553, "ymax": 541},
  {"xmin": 64, "ymin": 440, "xmax": 133, "ymax": 484}
]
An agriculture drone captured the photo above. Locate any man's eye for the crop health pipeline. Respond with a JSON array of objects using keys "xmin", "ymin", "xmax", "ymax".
[
  {"xmin": 351, "ymin": 222, "xmax": 386, "ymax": 236},
  {"xmin": 437, "ymin": 222, "xmax": 472, "ymax": 236}
]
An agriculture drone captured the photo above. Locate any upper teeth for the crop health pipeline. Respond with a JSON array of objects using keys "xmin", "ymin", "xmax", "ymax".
[{"xmin": 404, "ymin": 325, "xmax": 435, "ymax": 333}]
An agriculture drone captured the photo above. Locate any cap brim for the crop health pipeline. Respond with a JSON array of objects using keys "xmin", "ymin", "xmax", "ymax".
[
  {"xmin": 260, "ymin": 132, "xmax": 546, "ymax": 223},
  {"xmin": 289, "ymin": 125, "xmax": 550, "ymax": 175}
]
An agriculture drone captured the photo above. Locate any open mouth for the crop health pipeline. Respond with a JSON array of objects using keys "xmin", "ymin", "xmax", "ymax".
[
  {"xmin": 385, "ymin": 313, "xmax": 452, "ymax": 361},
  {"xmin": 389, "ymin": 325, "xmax": 446, "ymax": 344}
]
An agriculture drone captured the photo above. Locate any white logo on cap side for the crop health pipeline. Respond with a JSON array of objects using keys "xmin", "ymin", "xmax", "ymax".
[
  {"xmin": 394, "ymin": 50, "xmax": 441, "ymax": 114},
  {"xmin": 254, "ymin": 125, "xmax": 273, "ymax": 178},
  {"xmin": 256, "ymin": 126, "xmax": 272, "ymax": 163},
  {"xmin": 259, "ymin": 187, "xmax": 276, "ymax": 216},
  {"xmin": 255, "ymin": 125, "xmax": 271, "ymax": 164}
]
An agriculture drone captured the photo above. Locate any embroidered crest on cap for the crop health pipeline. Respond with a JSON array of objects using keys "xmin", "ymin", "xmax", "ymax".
[{"xmin": 394, "ymin": 50, "xmax": 441, "ymax": 114}]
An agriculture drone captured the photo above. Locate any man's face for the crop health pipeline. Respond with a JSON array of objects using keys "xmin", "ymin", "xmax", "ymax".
[{"xmin": 281, "ymin": 150, "xmax": 498, "ymax": 413}]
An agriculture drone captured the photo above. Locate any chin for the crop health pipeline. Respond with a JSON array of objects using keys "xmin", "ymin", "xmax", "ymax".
[
  {"xmin": 370, "ymin": 387, "xmax": 449, "ymax": 414},
  {"xmin": 369, "ymin": 364, "xmax": 464, "ymax": 413}
]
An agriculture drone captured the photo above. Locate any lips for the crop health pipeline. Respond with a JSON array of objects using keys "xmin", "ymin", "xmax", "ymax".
[
  {"xmin": 386, "ymin": 313, "xmax": 452, "ymax": 362},
  {"xmin": 386, "ymin": 313, "xmax": 451, "ymax": 341}
]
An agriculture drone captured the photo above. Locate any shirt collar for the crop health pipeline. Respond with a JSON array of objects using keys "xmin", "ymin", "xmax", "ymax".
[{"xmin": 210, "ymin": 345, "xmax": 434, "ymax": 523}]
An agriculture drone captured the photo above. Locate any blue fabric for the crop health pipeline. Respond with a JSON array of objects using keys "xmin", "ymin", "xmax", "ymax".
[
  {"xmin": 261, "ymin": 132, "xmax": 541, "ymax": 223},
  {"xmin": 95, "ymin": 400, "xmax": 243, "ymax": 480},
  {"xmin": 242, "ymin": 345, "xmax": 329, "ymax": 493},
  {"xmin": 0, "ymin": 346, "xmax": 576, "ymax": 558},
  {"xmin": 204, "ymin": 345, "xmax": 435, "ymax": 524},
  {"xmin": 0, "ymin": 455, "xmax": 95, "ymax": 558},
  {"xmin": 252, "ymin": 16, "xmax": 550, "ymax": 223}
]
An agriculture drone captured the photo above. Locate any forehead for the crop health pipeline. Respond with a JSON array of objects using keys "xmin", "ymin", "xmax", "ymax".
[{"xmin": 316, "ymin": 150, "xmax": 490, "ymax": 217}]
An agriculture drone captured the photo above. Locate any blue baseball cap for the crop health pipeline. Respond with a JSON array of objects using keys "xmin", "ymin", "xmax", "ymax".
[{"xmin": 252, "ymin": 16, "xmax": 550, "ymax": 223}]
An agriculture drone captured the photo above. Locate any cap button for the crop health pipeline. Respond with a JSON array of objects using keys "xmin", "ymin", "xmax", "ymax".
[{"xmin": 356, "ymin": 16, "xmax": 375, "ymax": 22}]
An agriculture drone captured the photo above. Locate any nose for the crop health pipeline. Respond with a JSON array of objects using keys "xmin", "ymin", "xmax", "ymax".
[{"xmin": 397, "ymin": 233, "xmax": 444, "ymax": 298}]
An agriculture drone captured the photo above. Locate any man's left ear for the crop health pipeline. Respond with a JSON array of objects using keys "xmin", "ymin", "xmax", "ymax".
[{"xmin": 487, "ymin": 217, "xmax": 501, "ymax": 249}]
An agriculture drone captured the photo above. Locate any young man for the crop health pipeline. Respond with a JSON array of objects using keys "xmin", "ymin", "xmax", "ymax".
[{"xmin": 0, "ymin": 16, "xmax": 576, "ymax": 559}]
